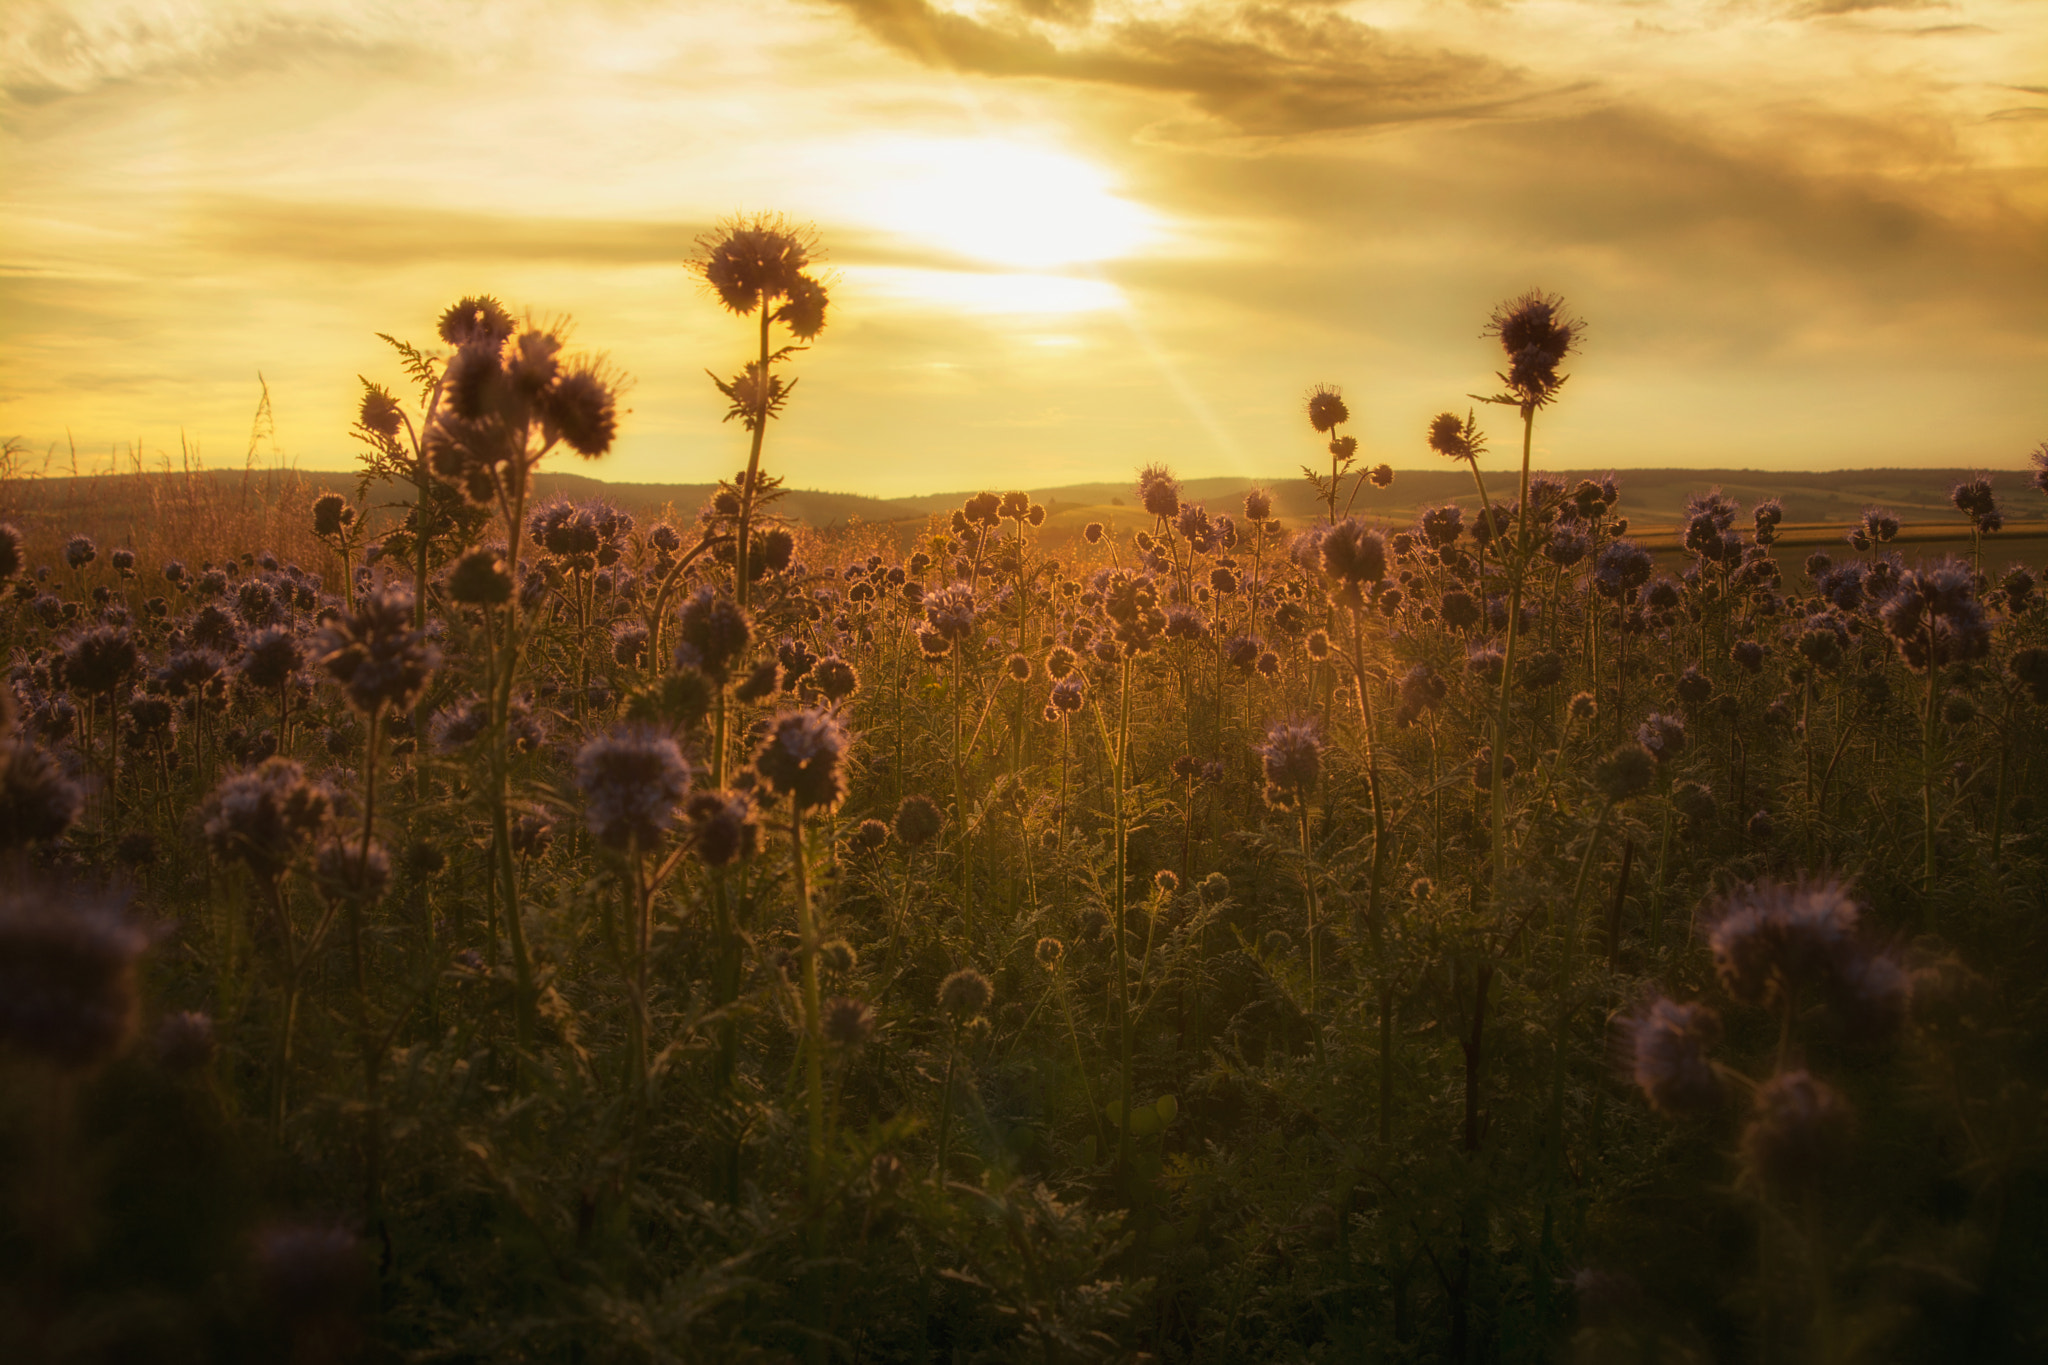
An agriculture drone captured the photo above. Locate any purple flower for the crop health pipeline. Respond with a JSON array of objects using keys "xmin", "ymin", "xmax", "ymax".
[
  {"xmin": 1741, "ymin": 1070, "xmax": 1854, "ymax": 1196},
  {"xmin": 0, "ymin": 875, "xmax": 147, "ymax": 1070},
  {"xmin": 754, "ymin": 708, "xmax": 849, "ymax": 812},
  {"xmin": 576, "ymin": 728, "xmax": 691, "ymax": 850},
  {"xmin": 1626, "ymin": 998, "xmax": 1722, "ymax": 1115},
  {"xmin": 1258, "ymin": 718, "xmax": 1322, "ymax": 809}
]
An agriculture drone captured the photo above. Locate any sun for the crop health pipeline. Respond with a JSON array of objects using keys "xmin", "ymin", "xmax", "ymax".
[{"xmin": 841, "ymin": 136, "xmax": 1157, "ymax": 270}]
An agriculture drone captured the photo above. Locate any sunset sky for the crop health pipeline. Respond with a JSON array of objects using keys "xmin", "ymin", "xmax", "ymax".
[{"xmin": 3, "ymin": 0, "xmax": 2044, "ymax": 497}]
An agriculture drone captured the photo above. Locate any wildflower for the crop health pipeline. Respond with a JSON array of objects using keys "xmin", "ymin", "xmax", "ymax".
[
  {"xmin": 2013, "ymin": 647, "xmax": 2048, "ymax": 704},
  {"xmin": 65, "ymin": 534, "xmax": 97, "ymax": 571},
  {"xmin": 1568, "ymin": 690, "xmax": 1597, "ymax": 722},
  {"xmin": 1305, "ymin": 384, "xmax": 1349, "ymax": 433},
  {"xmin": 1154, "ymin": 870, "xmax": 1179, "ymax": 896},
  {"xmin": 1707, "ymin": 876, "xmax": 1862, "ymax": 1004},
  {"xmin": 1483, "ymin": 290, "xmax": 1584, "ymax": 411},
  {"xmin": 315, "ymin": 836, "xmax": 391, "ymax": 901},
  {"xmin": 312, "ymin": 585, "xmax": 440, "ymax": 716},
  {"xmin": 1321, "ymin": 518, "xmax": 1386, "ymax": 586},
  {"xmin": 823, "ymin": 996, "xmax": 875, "ymax": 1048},
  {"xmin": 924, "ymin": 582, "xmax": 976, "ymax": 644},
  {"xmin": 894, "ymin": 793, "xmax": 943, "ymax": 847},
  {"xmin": 577, "ymin": 729, "xmax": 690, "ymax": 850},
  {"xmin": 754, "ymin": 708, "xmax": 848, "ymax": 812},
  {"xmin": 1878, "ymin": 560, "xmax": 1991, "ymax": 672},
  {"xmin": 1440, "ymin": 590, "xmax": 1482, "ymax": 630},
  {"xmin": 1593, "ymin": 744, "xmax": 1656, "ymax": 802},
  {"xmin": 1472, "ymin": 746, "xmax": 1516, "ymax": 788},
  {"xmin": 2031, "ymin": 440, "xmax": 2048, "ymax": 495},
  {"xmin": 0, "ymin": 524, "xmax": 21, "ymax": 580},
  {"xmin": 312, "ymin": 493, "xmax": 355, "ymax": 539},
  {"xmin": 675, "ymin": 588, "xmax": 751, "ymax": 682},
  {"xmin": 61, "ymin": 624, "xmax": 139, "ymax": 696},
  {"xmin": 1740, "ymin": 1070, "xmax": 1854, "ymax": 1197},
  {"xmin": 1635, "ymin": 713, "xmax": 1686, "ymax": 763},
  {"xmin": 1626, "ymin": 998, "xmax": 1722, "ymax": 1115},
  {"xmin": 204, "ymin": 760, "xmax": 334, "ymax": 880},
  {"xmin": 1592, "ymin": 540, "xmax": 1653, "ymax": 599},
  {"xmin": 939, "ymin": 968, "xmax": 993, "ymax": 1021},
  {"xmin": 1258, "ymin": 718, "xmax": 1322, "ymax": 809},
  {"xmin": 240, "ymin": 627, "xmax": 304, "ymax": 692},
  {"xmin": 849, "ymin": 818, "xmax": 889, "ymax": 855},
  {"xmin": 1243, "ymin": 488, "xmax": 1273, "ymax": 522},
  {"xmin": 1730, "ymin": 639, "xmax": 1765, "ymax": 673},
  {"xmin": 1137, "ymin": 463, "xmax": 1182, "ymax": 520},
  {"xmin": 0, "ymin": 876, "xmax": 148, "ymax": 1070},
  {"xmin": 697, "ymin": 213, "xmax": 819, "ymax": 314}
]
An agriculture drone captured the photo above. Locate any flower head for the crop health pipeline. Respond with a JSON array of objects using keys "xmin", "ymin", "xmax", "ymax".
[
  {"xmin": 1625, "ymin": 998, "xmax": 1722, "ymax": 1116},
  {"xmin": 577, "ymin": 728, "xmax": 691, "ymax": 850},
  {"xmin": 893, "ymin": 793, "xmax": 943, "ymax": 848},
  {"xmin": 1137, "ymin": 463, "xmax": 1182, "ymax": 521},
  {"xmin": 1878, "ymin": 560, "xmax": 1991, "ymax": 672},
  {"xmin": 1484, "ymin": 290, "xmax": 1584, "ymax": 410},
  {"xmin": 1740, "ymin": 1070, "xmax": 1854, "ymax": 1197},
  {"xmin": 204, "ymin": 759, "xmax": 334, "ymax": 880},
  {"xmin": 1305, "ymin": 384, "xmax": 1349, "ymax": 433},
  {"xmin": 312, "ymin": 585, "xmax": 440, "ymax": 715},
  {"xmin": 754, "ymin": 708, "xmax": 849, "ymax": 812},
  {"xmin": 939, "ymin": 968, "xmax": 993, "ymax": 1021},
  {"xmin": 0, "ymin": 876, "xmax": 147, "ymax": 1070},
  {"xmin": 1258, "ymin": 718, "xmax": 1323, "ymax": 809}
]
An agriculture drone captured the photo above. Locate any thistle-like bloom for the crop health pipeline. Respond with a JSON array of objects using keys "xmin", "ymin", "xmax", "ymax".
[
  {"xmin": 1484, "ymin": 290, "xmax": 1584, "ymax": 411},
  {"xmin": 204, "ymin": 760, "xmax": 334, "ymax": 880},
  {"xmin": 894, "ymin": 793, "xmax": 944, "ymax": 848},
  {"xmin": 1306, "ymin": 384, "xmax": 1349, "ymax": 433},
  {"xmin": 1137, "ymin": 463, "xmax": 1182, "ymax": 521},
  {"xmin": 939, "ymin": 968, "xmax": 993, "ymax": 1021},
  {"xmin": 1258, "ymin": 718, "xmax": 1322, "ymax": 809},
  {"xmin": 675, "ymin": 587, "xmax": 751, "ymax": 683},
  {"xmin": 65, "ymin": 534, "xmax": 97, "ymax": 571},
  {"xmin": 1707, "ymin": 875, "xmax": 1862, "ymax": 1004},
  {"xmin": 812, "ymin": 656, "xmax": 859, "ymax": 702},
  {"xmin": 1636, "ymin": 713, "xmax": 1686, "ymax": 763},
  {"xmin": 576, "ymin": 728, "xmax": 691, "ymax": 850},
  {"xmin": 754, "ymin": 708, "xmax": 849, "ymax": 812},
  {"xmin": 924, "ymin": 582, "xmax": 976, "ymax": 645},
  {"xmin": 1593, "ymin": 539, "xmax": 1653, "ymax": 600},
  {"xmin": 61, "ymin": 624, "xmax": 140, "ymax": 697},
  {"xmin": 1243, "ymin": 488, "xmax": 1273, "ymax": 522},
  {"xmin": 1626, "ymin": 998, "xmax": 1722, "ymax": 1116},
  {"xmin": 240, "ymin": 626, "xmax": 305, "ymax": 692},
  {"xmin": 684, "ymin": 790, "xmax": 758, "ymax": 867},
  {"xmin": 1321, "ymin": 518, "xmax": 1387, "ymax": 586},
  {"xmin": 1050, "ymin": 674, "xmax": 1086, "ymax": 714},
  {"xmin": 1426, "ymin": 411, "xmax": 1482, "ymax": 463},
  {"xmin": 315, "ymin": 836, "xmax": 391, "ymax": 902},
  {"xmin": 312, "ymin": 586, "xmax": 440, "ymax": 716},
  {"xmin": 696, "ymin": 213, "xmax": 819, "ymax": 314},
  {"xmin": 312, "ymin": 492, "xmax": 355, "ymax": 539},
  {"xmin": 1878, "ymin": 560, "xmax": 1991, "ymax": 672},
  {"xmin": 0, "ymin": 876, "xmax": 147, "ymax": 1071},
  {"xmin": 1740, "ymin": 1070, "xmax": 1854, "ymax": 1197},
  {"xmin": 0, "ymin": 523, "xmax": 22, "ymax": 581},
  {"xmin": 2030, "ymin": 440, "xmax": 2048, "ymax": 496}
]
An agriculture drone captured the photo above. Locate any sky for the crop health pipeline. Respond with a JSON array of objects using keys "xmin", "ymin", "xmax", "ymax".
[{"xmin": 2, "ymin": 0, "xmax": 2045, "ymax": 498}]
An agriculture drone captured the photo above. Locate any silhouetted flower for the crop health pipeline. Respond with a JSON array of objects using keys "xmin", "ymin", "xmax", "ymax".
[
  {"xmin": 754, "ymin": 708, "xmax": 848, "ymax": 812},
  {"xmin": 240, "ymin": 627, "xmax": 304, "ymax": 692},
  {"xmin": 894, "ymin": 793, "xmax": 943, "ymax": 848},
  {"xmin": 1137, "ymin": 463, "xmax": 1182, "ymax": 520},
  {"xmin": 939, "ymin": 968, "xmax": 993, "ymax": 1021},
  {"xmin": 1258, "ymin": 718, "xmax": 1322, "ymax": 809},
  {"xmin": 823, "ymin": 995, "xmax": 875, "ymax": 1048},
  {"xmin": 1321, "ymin": 518, "xmax": 1386, "ymax": 586},
  {"xmin": 315, "ymin": 836, "xmax": 391, "ymax": 901},
  {"xmin": 1306, "ymin": 384, "xmax": 1349, "ymax": 433},
  {"xmin": 65, "ymin": 535, "xmax": 97, "ymax": 571},
  {"xmin": 1484, "ymin": 290, "xmax": 1583, "ymax": 411},
  {"xmin": 1740, "ymin": 1070, "xmax": 1854, "ymax": 1197},
  {"xmin": 1626, "ymin": 998, "xmax": 1722, "ymax": 1115},
  {"xmin": 1593, "ymin": 744, "xmax": 1656, "ymax": 802},
  {"xmin": 1879, "ymin": 560, "xmax": 1991, "ymax": 672},
  {"xmin": 576, "ymin": 729, "xmax": 690, "ymax": 850},
  {"xmin": 675, "ymin": 587, "xmax": 751, "ymax": 682},
  {"xmin": 1636, "ymin": 713, "xmax": 1686, "ymax": 763},
  {"xmin": 204, "ymin": 759, "xmax": 335, "ymax": 880},
  {"xmin": 0, "ymin": 524, "xmax": 22, "ymax": 581},
  {"xmin": 312, "ymin": 585, "xmax": 440, "ymax": 715},
  {"xmin": 0, "ymin": 876, "xmax": 147, "ymax": 1070},
  {"xmin": 1708, "ymin": 875, "xmax": 1863, "ymax": 1004}
]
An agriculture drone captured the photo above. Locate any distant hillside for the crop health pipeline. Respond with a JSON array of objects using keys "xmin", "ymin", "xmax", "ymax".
[{"xmin": 2, "ymin": 464, "xmax": 2041, "ymax": 559}]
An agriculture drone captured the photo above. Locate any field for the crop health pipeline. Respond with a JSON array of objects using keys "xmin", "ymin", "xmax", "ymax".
[{"xmin": 3, "ymin": 283, "xmax": 2048, "ymax": 1365}]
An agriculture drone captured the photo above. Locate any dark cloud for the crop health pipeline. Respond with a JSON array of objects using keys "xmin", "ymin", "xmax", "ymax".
[{"xmin": 820, "ymin": 0, "xmax": 1538, "ymax": 134}]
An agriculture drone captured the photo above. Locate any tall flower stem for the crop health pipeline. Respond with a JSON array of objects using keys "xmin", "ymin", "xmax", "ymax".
[
  {"xmin": 1922, "ymin": 645, "xmax": 1940, "ymax": 897},
  {"xmin": 1297, "ymin": 803, "xmax": 1324, "ymax": 1064},
  {"xmin": 1489, "ymin": 406, "xmax": 1536, "ymax": 896},
  {"xmin": 791, "ymin": 800, "xmax": 826, "ymax": 1196},
  {"xmin": 734, "ymin": 299, "xmax": 772, "ymax": 610}
]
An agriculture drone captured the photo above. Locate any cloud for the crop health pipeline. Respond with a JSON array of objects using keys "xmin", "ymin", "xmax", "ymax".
[{"xmin": 821, "ymin": 0, "xmax": 1540, "ymax": 135}]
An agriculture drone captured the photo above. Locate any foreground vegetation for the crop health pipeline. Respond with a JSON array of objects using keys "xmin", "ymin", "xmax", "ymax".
[{"xmin": 5, "ymin": 230, "xmax": 2048, "ymax": 1362}]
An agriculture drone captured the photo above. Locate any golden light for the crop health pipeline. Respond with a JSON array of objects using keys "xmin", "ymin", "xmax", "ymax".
[{"xmin": 840, "ymin": 136, "xmax": 1157, "ymax": 270}]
